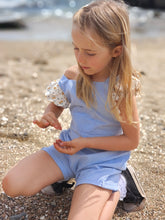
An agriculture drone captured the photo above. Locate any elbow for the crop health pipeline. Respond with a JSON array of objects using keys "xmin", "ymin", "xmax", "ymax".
[
  {"xmin": 131, "ymin": 143, "xmax": 139, "ymax": 150},
  {"xmin": 129, "ymin": 137, "xmax": 140, "ymax": 150},
  {"xmin": 124, "ymin": 132, "xmax": 140, "ymax": 150}
]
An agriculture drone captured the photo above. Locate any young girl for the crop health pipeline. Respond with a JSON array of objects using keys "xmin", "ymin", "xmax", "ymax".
[{"xmin": 3, "ymin": 0, "xmax": 142, "ymax": 219}]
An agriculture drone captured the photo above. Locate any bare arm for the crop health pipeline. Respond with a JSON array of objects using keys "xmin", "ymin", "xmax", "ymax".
[
  {"xmin": 84, "ymin": 95, "xmax": 140, "ymax": 151},
  {"xmin": 44, "ymin": 102, "xmax": 64, "ymax": 119},
  {"xmin": 33, "ymin": 102, "xmax": 64, "ymax": 130}
]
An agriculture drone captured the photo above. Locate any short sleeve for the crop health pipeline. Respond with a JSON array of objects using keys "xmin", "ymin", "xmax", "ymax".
[
  {"xmin": 132, "ymin": 76, "xmax": 141, "ymax": 96},
  {"xmin": 112, "ymin": 76, "xmax": 141, "ymax": 102},
  {"xmin": 112, "ymin": 81, "xmax": 123, "ymax": 102},
  {"xmin": 45, "ymin": 79, "xmax": 70, "ymax": 108}
]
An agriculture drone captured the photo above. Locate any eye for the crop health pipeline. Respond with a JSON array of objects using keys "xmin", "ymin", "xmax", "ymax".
[
  {"xmin": 74, "ymin": 47, "xmax": 79, "ymax": 51},
  {"xmin": 86, "ymin": 53, "xmax": 96, "ymax": 56}
]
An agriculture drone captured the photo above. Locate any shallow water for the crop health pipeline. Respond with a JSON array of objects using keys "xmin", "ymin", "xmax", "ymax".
[{"xmin": 0, "ymin": 1, "xmax": 165, "ymax": 41}]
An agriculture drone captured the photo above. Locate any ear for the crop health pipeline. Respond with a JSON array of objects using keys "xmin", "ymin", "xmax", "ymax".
[{"xmin": 112, "ymin": 45, "xmax": 122, "ymax": 58}]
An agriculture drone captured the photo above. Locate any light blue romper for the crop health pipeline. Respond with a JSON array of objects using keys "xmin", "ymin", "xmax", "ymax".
[{"xmin": 42, "ymin": 75, "xmax": 130, "ymax": 191}]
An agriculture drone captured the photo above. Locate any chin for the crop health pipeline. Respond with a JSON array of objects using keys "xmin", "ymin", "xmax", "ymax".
[{"xmin": 83, "ymin": 69, "xmax": 94, "ymax": 75}]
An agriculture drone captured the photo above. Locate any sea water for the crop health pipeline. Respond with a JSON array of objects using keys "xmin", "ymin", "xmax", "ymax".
[{"xmin": 0, "ymin": 0, "xmax": 164, "ymax": 41}]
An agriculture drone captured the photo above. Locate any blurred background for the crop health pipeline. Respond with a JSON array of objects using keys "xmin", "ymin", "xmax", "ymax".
[
  {"xmin": 0, "ymin": 0, "xmax": 165, "ymax": 41},
  {"xmin": 0, "ymin": 2, "xmax": 165, "ymax": 219}
]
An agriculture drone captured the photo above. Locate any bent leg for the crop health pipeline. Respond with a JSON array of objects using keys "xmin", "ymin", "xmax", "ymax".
[
  {"xmin": 68, "ymin": 184, "xmax": 112, "ymax": 220},
  {"xmin": 100, "ymin": 191, "xmax": 120, "ymax": 220},
  {"xmin": 2, "ymin": 150, "xmax": 64, "ymax": 197}
]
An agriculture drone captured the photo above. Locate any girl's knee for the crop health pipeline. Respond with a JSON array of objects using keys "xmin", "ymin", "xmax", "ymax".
[
  {"xmin": 68, "ymin": 184, "xmax": 112, "ymax": 220},
  {"xmin": 2, "ymin": 171, "xmax": 28, "ymax": 197},
  {"xmin": 2, "ymin": 172, "xmax": 19, "ymax": 197}
]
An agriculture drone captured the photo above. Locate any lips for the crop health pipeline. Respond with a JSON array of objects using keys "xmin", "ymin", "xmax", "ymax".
[{"xmin": 81, "ymin": 66, "xmax": 90, "ymax": 70}]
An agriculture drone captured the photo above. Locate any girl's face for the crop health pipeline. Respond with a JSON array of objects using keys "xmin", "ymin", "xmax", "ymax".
[{"xmin": 72, "ymin": 25, "xmax": 115, "ymax": 82}]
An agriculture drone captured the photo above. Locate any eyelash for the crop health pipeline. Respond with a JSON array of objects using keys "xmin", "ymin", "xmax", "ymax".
[
  {"xmin": 87, "ymin": 53, "xmax": 96, "ymax": 56},
  {"xmin": 73, "ymin": 48, "xmax": 96, "ymax": 56}
]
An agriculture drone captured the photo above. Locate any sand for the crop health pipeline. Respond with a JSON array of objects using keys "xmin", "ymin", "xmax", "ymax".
[{"xmin": 0, "ymin": 38, "xmax": 165, "ymax": 219}]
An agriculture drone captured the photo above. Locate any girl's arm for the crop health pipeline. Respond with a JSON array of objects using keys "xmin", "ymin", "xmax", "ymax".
[
  {"xmin": 33, "ymin": 102, "xmax": 64, "ymax": 130},
  {"xmin": 54, "ymin": 95, "xmax": 140, "ymax": 154},
  {"xmin": 84, "ymin": 95, "xmax": 140, "ymax": 151},
  {"xmin": 33, "ymin": 65, "xmax": 78, "ymax": 130}
]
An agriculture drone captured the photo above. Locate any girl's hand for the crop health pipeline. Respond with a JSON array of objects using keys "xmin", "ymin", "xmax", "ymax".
[
  {"xmin": 33, "ymin": 112, "xmax": 62, "ymax": 130},
  {"xmin": 54, "ymin": 138, "xmax": 85, "ymax": 155}
]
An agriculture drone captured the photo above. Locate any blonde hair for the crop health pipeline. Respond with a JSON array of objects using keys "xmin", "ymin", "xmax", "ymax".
[{"xmin": 73, "ymin": 0, "xmax": 141, "ymax": 123}]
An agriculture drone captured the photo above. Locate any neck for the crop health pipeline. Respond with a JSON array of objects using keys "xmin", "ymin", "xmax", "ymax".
[{"xmin": 91, "ymin": 73, "xmax": 109, "ymax": 82}]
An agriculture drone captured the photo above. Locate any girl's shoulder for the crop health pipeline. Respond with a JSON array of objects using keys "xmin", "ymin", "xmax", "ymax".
[
  {"xmin": 45, "ymin": 65, "xmax": 79, "ymax": 108},
  {"xmin": 64, "ymin": 65, "xmax": 79, "ymax": 80}
]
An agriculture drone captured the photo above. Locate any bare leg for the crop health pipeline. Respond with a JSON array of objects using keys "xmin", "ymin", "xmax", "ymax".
[
  {"xmin": 2, "ymin": 150, "xmax": 64, "ymax": 197},
  {"xmin": 68, "ymin": 184, "xmax": 112, "ymax": 220},
  {"xmin": 100, "ymin": 191, "xmax": 120, "ymax": 220}
]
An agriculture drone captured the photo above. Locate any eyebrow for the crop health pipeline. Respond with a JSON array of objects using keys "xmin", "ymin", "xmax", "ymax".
[{"xmin": 72, "ymin": 42, "xmax": 97, "ymax": 52}]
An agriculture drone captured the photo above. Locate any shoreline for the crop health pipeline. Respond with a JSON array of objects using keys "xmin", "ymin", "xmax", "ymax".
[{"xmin": 0, "ymin": 8, "xmax": 165, "ymax": 42}]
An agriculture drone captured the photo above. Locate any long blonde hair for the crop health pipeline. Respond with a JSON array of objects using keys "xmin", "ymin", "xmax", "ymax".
[{"xmin": 73, "ymin": 0, "xmax": 140, "ymax": 123}]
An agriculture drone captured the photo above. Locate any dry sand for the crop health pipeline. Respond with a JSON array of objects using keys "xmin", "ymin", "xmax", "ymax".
[{"xmin": 0, "ymin": 38, "xmax": 165, "ymax": 219}]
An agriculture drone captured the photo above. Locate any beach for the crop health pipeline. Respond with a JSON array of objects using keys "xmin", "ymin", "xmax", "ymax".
[{"xmin": 0, "ymin": 38, "xmax": 165, "ymax": 219}]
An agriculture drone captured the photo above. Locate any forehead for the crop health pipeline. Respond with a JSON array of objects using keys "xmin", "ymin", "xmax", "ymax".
[{"xmin": 71, "ymin": 24, "xmax": 104, "ymax": 51}]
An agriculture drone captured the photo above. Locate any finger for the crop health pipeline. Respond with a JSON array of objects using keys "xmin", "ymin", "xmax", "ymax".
[
  {"xmin": 45, "ymin": 115, "xmax": 62, "ymax": 130},
  {"xmin": 33, "ymin": 119, "xmax": 49, "ymax": 128},
  {"xmin": 60, "ymin": 141, "xmax": 72, "ymax": 147},
  {"xmin": 33, "ymin": 119, "xmax": 37, "ymax": 124},
  {"xmin": 54, "ymin": 121, "xmax": 62, "ymax": 130},
  {"xmin": 54, "ymin": 143, "xmax": 73, "ymax": 155},
  {"xmin": 56, "ymin": 139, "xmax": 63, "ymax": 145},
  {"xmin": 54, "ymin": 142, "xmax": 65, "ymax": 153},
  {"xmin": 47, "ymin": 114, "xmax": 62, "ymax": 129}
]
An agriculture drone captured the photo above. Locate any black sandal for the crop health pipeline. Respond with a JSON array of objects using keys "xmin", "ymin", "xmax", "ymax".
[
  {"xmin": 41, "ymin": 179, "xmax": 75, "ymax": 195},
  {"xmin": 51, "ymin": 180, "xmax": 75, "ymax": 194},
  {"xmin": 121, "ymin": 165, "xmax": 147, "ymax": 212}
]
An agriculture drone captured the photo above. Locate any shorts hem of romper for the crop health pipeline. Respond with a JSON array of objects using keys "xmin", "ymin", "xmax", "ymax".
[
  {"xmin": 41, "ymin": 145, "xmax": 73, "ymax": 180},
  {"xmin": 75, "ymin": 180, "xmax": 118, "ymax": 192}
]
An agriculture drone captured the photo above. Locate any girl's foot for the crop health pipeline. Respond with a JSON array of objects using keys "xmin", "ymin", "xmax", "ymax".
[{"xmin": 121, "ymin": 165, "xmax": 146, "ymax": 212}]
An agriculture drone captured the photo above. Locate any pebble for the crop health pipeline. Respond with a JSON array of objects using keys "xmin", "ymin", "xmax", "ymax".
[
  {"xmin": 1, "ymin": 116, "xmax": 8, "ymax": 122},
  {"xmin": 1, "ymin": 116, "xmax": 8, "ymax": 126},
  {"xmin": 9, "ymin": 212, "xmax": 27, "ymax": 220},
  {"xmin": 32, "ymin": 72, "xmax": 38, "ymax": 79},
  {"xmin": 0, "ymin": 108, "xmax": 4, "ymax": 113}
]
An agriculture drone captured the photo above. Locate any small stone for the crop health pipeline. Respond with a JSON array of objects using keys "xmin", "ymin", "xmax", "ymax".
[
  {"xmin": 32, "ymin": 72, "xmax": 38, "ymax": 78},
  {"xmin": 1, "ymin": 116, "xmax": 8, "ymax": 125},
  {"xmin": 9, "ymin": 212, "xmax": 27, "ymax": 220},
  {"xmin": 1, "ymin": 116, "xmax": 8, "ymax": 122}
]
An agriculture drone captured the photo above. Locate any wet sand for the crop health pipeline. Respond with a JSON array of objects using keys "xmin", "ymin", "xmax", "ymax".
[{"xmin": 0, "ymin": 38, "xmax": 165, "ymax": 219}]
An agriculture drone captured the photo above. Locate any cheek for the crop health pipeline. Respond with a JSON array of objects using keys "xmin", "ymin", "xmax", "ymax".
[
  {"xmin": 93, "ymin": 57, "xmax": 111, "ymax": 70},
  {"xmin": 89, "ymin": 56, "xmax": 102, "ymax": 65}
]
